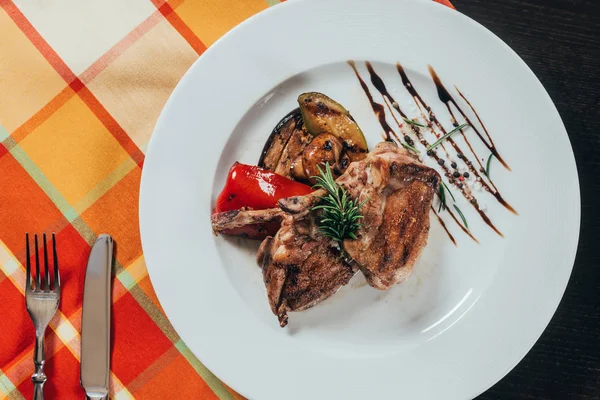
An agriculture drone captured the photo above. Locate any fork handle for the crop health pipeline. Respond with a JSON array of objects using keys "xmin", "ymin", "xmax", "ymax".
[{"xmin": 32, "ymin": 331, "xmax": 46, "ymax": 400}]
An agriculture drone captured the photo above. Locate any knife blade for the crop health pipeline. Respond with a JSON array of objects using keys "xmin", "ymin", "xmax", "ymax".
[{"xmin": 80, "ymin": 234, "xmax": 114, "ymax": 400}]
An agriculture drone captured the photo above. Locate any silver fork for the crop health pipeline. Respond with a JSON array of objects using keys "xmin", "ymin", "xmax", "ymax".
[{"xmin": 25, "ymin": 233, "xmax": 60, "ymax": 400}]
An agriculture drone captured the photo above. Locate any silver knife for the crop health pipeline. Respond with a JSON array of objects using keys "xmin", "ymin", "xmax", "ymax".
[{"xmin": 80, "ymin": 234, "xmax": 114, "ymax": 400}]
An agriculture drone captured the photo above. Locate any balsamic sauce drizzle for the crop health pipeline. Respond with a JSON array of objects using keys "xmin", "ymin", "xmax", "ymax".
[
  {"xmin": 432, "ymin": 207, "xmax": 456, "ymax": 246},
  {"xmin": 349, "ymin": 61, "xmax": 471, "ymax": 240},
  {"xmin": 428, "ymin": 67, "xmax": 511, "ymax": 171},
  {"xmin": 349, "ymin": 60, "xmax": 518, "ymax": 240},
  {"xmin": 397, "ymin": 63, "xmax": 517, "ymax": 219},
  {"xmin": 347, "ymin": 61, "xmax": 395, "ymax": 140},
  {"xmin": 446, "ymin": 207, "xmax": 480, "ymax": 243}
]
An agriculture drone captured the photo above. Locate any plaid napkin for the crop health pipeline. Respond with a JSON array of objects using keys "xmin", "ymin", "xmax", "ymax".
[{"xmin": 0, "ymin": 0, "xmax": 453, "ymax": 398}]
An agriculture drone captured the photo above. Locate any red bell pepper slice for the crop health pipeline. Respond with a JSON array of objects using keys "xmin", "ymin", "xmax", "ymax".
[{"xmin": 213, "ymin": 162, "xmax": 313, "ymax": 238}]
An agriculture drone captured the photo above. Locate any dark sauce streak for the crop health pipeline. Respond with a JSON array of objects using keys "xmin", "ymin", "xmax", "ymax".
[
  {"xmin": 447, "ymin": 89, "xmax": 518, "ymax": 214},
  {"xmin": 368, "ymin": 64, "xmax": 458, "ymax": 181},
  {"xmin": 428, "ymin": 69, "xmax": 490, "ymax": 173},
  {"xmin": 446, "ymin": 208, "xmax": 481, "ymax": 243},
  {"xmin": 348, "ymin": 61, "xmax": 394, "ymax": 141},
  {"xmin": 366, "ymin": 62, "xmax": 405, "ymax": 132},
  {"xmin": 428, "ymin": 66, "xmax": 510, "ymax": 171},
  {"xmin": 477, "ymin": 209, "xmax": 504, "ymax": 237},
  {"xmin": 355, "ymin": 60, "xmax": 510, "ymax": 237},
  {"xmin": 396, "ymin": 63, "xmax": 451, "ymax": 158},
  {"xmin": 492, "ymin": 191, "xmax": 517, "ymax": 215},
  {"xmin": 360, "ymin": 62, "xmax": 477, "ymax": 242},
  {"xmin": 444, "ymin": 104, "xmax": 487, "ymax": 173},
  {"xmin": 367, "ymin": 62, "xmax": 437, "ymax": 153},
  {"xmin": 456, "ymin": 86, "xmax": 495, "ymax": 147},
  {"xmin": 397, "ymin": 62, "xmax": 517, "ymax": 221},
  {"xmin": 432, "ymin": 207, "xmax": 457, "ymax": 246}
]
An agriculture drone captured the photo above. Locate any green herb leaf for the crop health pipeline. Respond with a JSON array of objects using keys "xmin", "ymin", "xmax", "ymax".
[
  {"xmin": 485, "ymin": 154, "xmax": 493, "ymax": 178},
  {"xmin": 438, "ymin": 182, "xmax": 446, "ymax": 212},
  {"xmin": 426, "ymin": 123, "xmax": 469, "ymax": 151},
  {"xmin": 402, "ymin": 116, "xmax": 427, "ymax": 128},
  {"xmin": 311, "ymin": 163, "xmax": 366, "ymax": 243},
  {"xmin": 401, "ymin": 141, "xmax": 421, "ymax": 154},
  {"xmin": 441, "ymin": 181, "xmax": 456, "ymax": 202},
  {"xmin": 453, "ymin": 204, "xmax": 469, "ymax": 230}
]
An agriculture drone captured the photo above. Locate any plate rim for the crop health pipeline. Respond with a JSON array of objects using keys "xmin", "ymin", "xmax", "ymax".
[{"xmin": 139, "ymin": 0, "xmax": 581, "ymax": 398}]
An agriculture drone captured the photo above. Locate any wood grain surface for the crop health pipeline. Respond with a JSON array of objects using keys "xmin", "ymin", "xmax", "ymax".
[{"xmin": 454, "ymin": 1, "xmax": 600, "ymax": 398}]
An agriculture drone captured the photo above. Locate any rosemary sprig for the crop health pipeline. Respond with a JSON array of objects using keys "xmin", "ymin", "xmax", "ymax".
[
  {"xmin": 441, "ymin": 181, "xmax": 456, "ymax": 202},
  {"xmin": 401, "ymin": 141, "xmax": 421, "ymax": 154},
  {"xmin": 440, "ymin": 181, "xmax": 468, "ymax": 228},
  {"xmin": 426, "ymin": 123, "xmax": 469, "ymax": 151},
  {"xmin": 453, "ymin": 204, "xmax": 469, "ymax": 230},
  {"xmin": 485, "ymin": 154, "xmax": 493, "ymax": 178},
  {"xmin": 402, "ymin": 116, "xmax": 427, "ymax": 128},
  {"xmin": 438, "ymin": 182, "xmax": 446, "ymax": 212},
  {"xmin": 311, "ymin": 163, "xmax": 366, "ymax": 243}
]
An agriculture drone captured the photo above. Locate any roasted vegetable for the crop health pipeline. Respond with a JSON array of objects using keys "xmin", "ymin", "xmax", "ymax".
[
  {"xmin": 213, "ymin": 162, "xmax": 313, "ymax": 239},
  {"xmin": 259, "ymin": 93, "xmax": 368, "ymax": 181},
  {"xmin": 258, "ymin": 109, "xmax": 304, "ymax": 172},
  {"xmin": 274, "ymin": 126, "xmax": 313, "ymax": 178},
  {"xmin": 301, "ymin": 134, "xmax": 346, "ymax": 183},
  {"xmin": 298, "ymin": 92, "xmax": 368, "ymax": 157}
]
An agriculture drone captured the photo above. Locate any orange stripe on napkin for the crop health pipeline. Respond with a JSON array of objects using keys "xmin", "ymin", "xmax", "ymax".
[{"xmin": 435, "ymin": 0, "xmax": 456, "ymax": 9}]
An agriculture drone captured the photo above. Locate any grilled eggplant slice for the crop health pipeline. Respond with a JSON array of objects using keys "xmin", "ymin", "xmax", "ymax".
[{"xmin": 258, "ymin": 108, "xmax": 304, "ymax": 171}]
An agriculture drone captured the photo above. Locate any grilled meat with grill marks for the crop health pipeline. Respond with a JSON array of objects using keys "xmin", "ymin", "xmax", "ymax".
[
  {"xmin": 212, "ymin": 141, "xmax": 439, "ymax": 325},
  {"xmin": 338, "ymin": 142, "xmax": 440, "ymax": 289},
  {"xmin": 257, "ymin": 212, "xmax": 357, "ymax": 327}
]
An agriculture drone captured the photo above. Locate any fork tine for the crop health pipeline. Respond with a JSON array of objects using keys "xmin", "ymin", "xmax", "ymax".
[
  {"xmin": 34, "ymin": 234, "xmax": 40, "ymax": 290},
  {"xmin": 25, "ymin": 233, "xmax": 31, "ymax": 291},
  {"xmin": 43, "ymin": 233, "xmax": 50, "ymax": 291},
  {"xmin": 52, "ymin": 233, "xmax": 60, "ymax": 291}
]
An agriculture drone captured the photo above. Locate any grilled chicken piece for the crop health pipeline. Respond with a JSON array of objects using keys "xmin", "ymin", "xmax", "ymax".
[
  {"xmin": 339, "ymin": 142, "xmax": 440, "ymax": 289},
  {"xmin": 211, "ymin": 141, "xmax": 439, "ymax": 325},
  {"xmin": 211, "ymin": 207, "xmax": 285, "ymax": 234},
  {"xmin": 212, "ymin": 203, "xmax": 357, "ymax": 327},
  {"xmin": 241, "ymin": 141, "xmax": 440, "ymax": 291},
  {"xmin": 257, "ymin": 212, "xmax": 356, "ymax": 327}
]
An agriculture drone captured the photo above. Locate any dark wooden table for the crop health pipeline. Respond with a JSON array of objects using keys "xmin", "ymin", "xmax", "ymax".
[{"xmin": 454, "ymin": 1, "xmax": 600, "ymax": 398}]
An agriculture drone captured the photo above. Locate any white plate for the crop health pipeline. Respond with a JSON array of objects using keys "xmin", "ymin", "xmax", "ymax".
[{"xmin": 139, "ymin": 0, "xmax": 580, "ymax": 398}]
